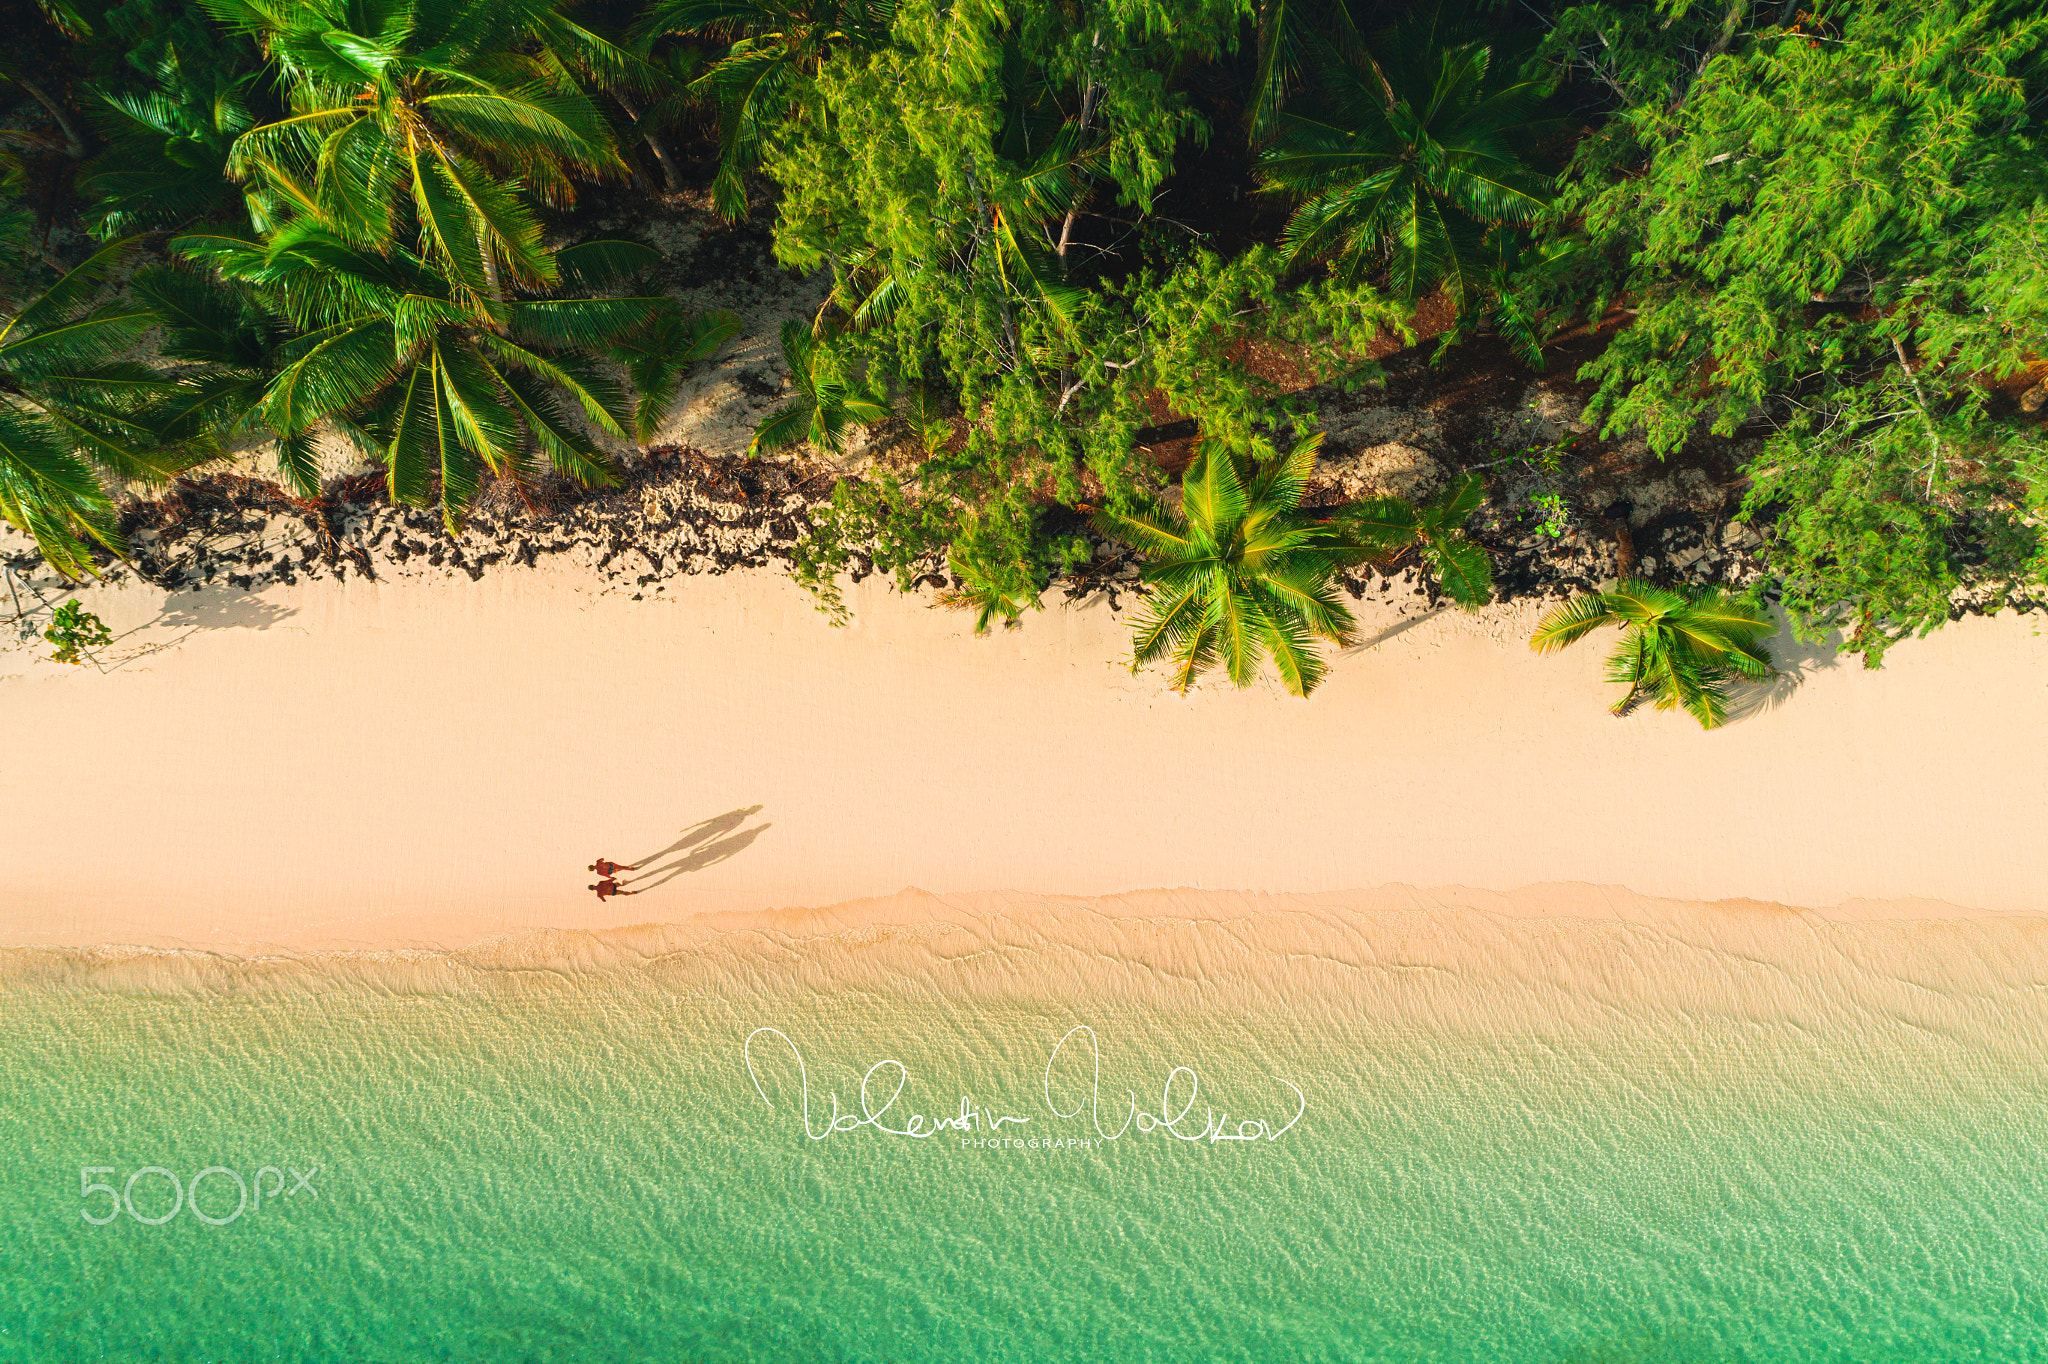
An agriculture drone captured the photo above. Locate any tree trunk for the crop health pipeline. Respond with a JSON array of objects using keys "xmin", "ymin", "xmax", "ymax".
[
  {"xmin": 11, "ymin": 78, "xmax": 94, "ymax": 160},
  {"xmin": 1602, "ymin": 503, "xmax": 1638, "ymax": 579},
  {"xmin": 1891, "ymin": 337, "xmax": 1946, "ymax": 494},
  {"xmin": 1669, "ymin": 0, "xmax": 1750, "ymax": 113},
  {"xmin": 615, "ymin": 91, "xmax": 685, "ymax": 193},
  {"xmin": 1056, "ymin": 34, "xmax": 1105, "ymax": 262}
]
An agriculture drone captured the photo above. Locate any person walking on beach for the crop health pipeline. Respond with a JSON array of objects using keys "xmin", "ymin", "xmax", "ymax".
[
  {"xmin": 589, "ymin": 858, "xmax": 636, "ymax": 877},
  {"xmin": 589, "ymin": 878, "xmax": 638, "ymax": 901}
]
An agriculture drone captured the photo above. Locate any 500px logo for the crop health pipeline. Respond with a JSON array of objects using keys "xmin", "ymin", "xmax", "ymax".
[{"xmin": 78, "ymin": 1164, "xmax": 320, "ymax": 1226}]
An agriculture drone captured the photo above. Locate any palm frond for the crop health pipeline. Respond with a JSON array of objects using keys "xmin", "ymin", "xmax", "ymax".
[
  {"xmin": 748, "ymin": 398, "xmax": 813, "ymax": 455},
  {"xmin": 1530, "ymin": 593, "xmax": 1617, "ymax": 653},
  {"xmin": 554, "ymin": 238, "xmax": 662, "ymax": 291},
  {"xmin": 1426, "ymin": 536, "xmax": 1494, "ymax": 609},
  {"xmin": 1329, "ymin": 496, "xmax": 1422, "ymax": 558}
]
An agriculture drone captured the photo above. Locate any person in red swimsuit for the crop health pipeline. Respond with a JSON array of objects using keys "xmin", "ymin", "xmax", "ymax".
[{"xmin": 588, "ymin": 858, "xmax": 636, "ymax": 877}]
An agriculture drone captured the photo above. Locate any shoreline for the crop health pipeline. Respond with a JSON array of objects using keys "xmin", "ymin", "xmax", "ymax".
[
  {"xmin": 2, "ymin": 556, "xmax": 2044, "ymax": 952},
  {"xmin": 24, "ymin": 453, "xmax": 2043, "ymax": 623},
  {"xmin": 10, "ymin": 884, "xmax": 2046, "ymax": 1031}
]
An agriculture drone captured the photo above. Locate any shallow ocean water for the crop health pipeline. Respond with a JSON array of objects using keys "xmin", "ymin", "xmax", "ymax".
[{"xmin": 5, "ymin": 900, "xmax": 2048, "ymax": 1362}]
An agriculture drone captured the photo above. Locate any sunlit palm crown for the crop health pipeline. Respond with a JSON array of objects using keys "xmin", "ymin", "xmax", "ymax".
[
  {"xmin": 1259, "ymin": 15, "xmax": 1550, "ymax": 300},
  {"xmin": 1099, "ymin": 434, "xmax": 1358, "ymax": 698},
  {"xmin": 1530, "ymin": 580, "xmax": 1775, "ymax": 730},
  {"xmin": 0, "ymin": 240, "xmax": 191, "ymax": 578},
  {"xmin": 174, "ymin": 224, "xmax": 665, "ymax": 524},
  {"xmin": 201, "ymin": 0, "xmax": 633, "ymax": 309}
]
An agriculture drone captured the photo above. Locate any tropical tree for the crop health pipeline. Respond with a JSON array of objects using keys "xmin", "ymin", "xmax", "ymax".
[
  {"xmin": 0, "ymin": 238, "xmax": 191, "ymax": 577},
  {"xmin": 608, "ymin": 306, "xmax": 741, "ymax": 445},
  {"xmin": 128, "ymin": 260, "xmax": 302, "ymax": 485},
  {"xmin": 634, "ymin": 0, "xmax": 895, "ymax": 219},
  {"xmin": 202, "ymin": 0, "xmax": 630, "ymax": 307},
  {"xmin": 1523, "ymin": 0, "xmax": 2048, "ymax": 663},
  {"xmin": 78, "ymin": 53, "xmax": 264, "ymax": 237},
  {"xmin": 1098, "ymin": 432, "xmax": 1360, "ymax": 697},
  {"xmin": 1259, "ymin": 10, "xmax": 1552, "ymax": 349},
  {"xmin": 1330, "ymin": 469, "xmax": 1493, "ymax": 607},
  {"xmin": 748, "ymin": 319, "xmax": 887, "ymax": 456},
  {"xmin": 1529, "ymin": 580, "xmax": 1774, "ymax": 729},
  {"xmin": 173, "ymin": 224, "xmax": 680, "ymax": 524},
  {"xmin": 936, "ymin": 557, "xmax": 1043, "ymax": 634}
]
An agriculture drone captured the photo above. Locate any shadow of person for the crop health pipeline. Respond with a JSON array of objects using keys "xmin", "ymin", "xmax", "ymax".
[
  {"xmin": 627, "ymin": 823, "xmax": 773, "ymax": 892},
  {"xmin": 629, "ymin": 805, "xmax": 764, "ymax": 870}
]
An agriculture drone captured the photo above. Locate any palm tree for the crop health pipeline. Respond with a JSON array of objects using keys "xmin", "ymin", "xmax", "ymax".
[
  {"xmin": 1329, "ymin": 470, "xmax": 1494, "ymax": 607},
  {"xmin": 1245, "ymin": 0, "xmax": 1366, "ymax": 141},
  {"xmin": 79, "ymin": 58, "xmax": 264, "ymax": 237},
  {"xmin": 1530, "ymin": 581, "xmax": 1775, "ymax": 730},
  {"xmin": 749, "ymin": 319, "xmax": 887, "ymax": 456},
  {"xmin": 173, "ymin": 223, "xmax": 676, "ymax": 525},
  {"xmin": 0, "ymin": 239, "xmax": 192, "ymax": 577},
  {"xmin": 937, "ymin": 559, "xmax": 1043, "ymax": 635},
  {"xmin": 608, "ymin": 307, "xmax": 741, "ymax": 444},
  {"xmin": 1258, "ymin": 11, "xmax": 1551, "ymax": 334},
  {"xmin": 202, "ymin": 0, "xmax": 629, "ymax": 310},
  {"xmin": 1097, "ymin": 432, "xmax": 1358, "ymax": 697},
  {"xmin": 634, "ymin": 0, "xmax": 895, "ymax": 220},
  {"xmin": 129, "ymin": 261, "xmax": 315, "ymax": 490}
]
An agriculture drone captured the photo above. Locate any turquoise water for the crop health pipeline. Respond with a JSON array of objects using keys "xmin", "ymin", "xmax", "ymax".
[{"xmin": 5, "ymin": 929, "xmax": 2048, "ymax": 1362}]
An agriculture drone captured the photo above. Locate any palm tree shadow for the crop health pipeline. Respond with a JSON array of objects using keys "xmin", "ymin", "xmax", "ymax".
[
  {"xmin": 1342, "ymin": 605, "xmax": 1448, "ymax": 655},
  {"xmin": 629, "ymin": 805, "xmax": 764, "ymax": 869},
  {"xmin": 1722, "ymin": 619, "xmax": 1846, "ymax": 725},
  {"xmin": 627, "ymin": 823, "xmax": 773, "ymax": 892}
]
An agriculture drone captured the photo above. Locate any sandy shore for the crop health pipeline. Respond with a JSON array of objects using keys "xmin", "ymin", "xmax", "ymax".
[{"xmin": 0, "ymin": 562, "xmax": 2043, "ymax": 951}]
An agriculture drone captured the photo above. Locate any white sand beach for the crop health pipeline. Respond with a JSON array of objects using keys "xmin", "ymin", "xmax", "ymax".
[{"xmin": 1, "ymin": 562, "xmax": 2043, "ymax": 951}]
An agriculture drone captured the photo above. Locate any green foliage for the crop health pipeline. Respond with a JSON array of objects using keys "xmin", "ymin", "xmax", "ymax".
[
  {"xmin": 173, "ymin": 224, "xmax": 687, "ymax": 523},
  {"xmin": 749, "ymin": 319, "xmax": 888, "ymax": 456},
  {"xmin": 1740, "ymin": 382, "xmax": 2048, "ymax": 667},
  {"xmin": 130, "ymin": 259, "xmax": 306, "ymax": 484},
  {"xmin": 608, "ymin": 305, "xmax": 740, "ymax": 443},
  {"xmin": 0, "ymin": 238, "xmax": 193, "ymax": 578},
  {"xmin": 1259, "ymin": 8, "xmax": 1553, "ymax": 353},
  {"xmin": 1481, "ymin": 425, "xmax": 1580, "ymax": 536},
  {"xmin": 1330, "ymin": 470, "xmax": 1494, "ymax": 608},
  {"xmin": 1518, "ymin": 0, "xmax": 2048, "ymax": 660},
  {"xmin": 936, "ymin": 548, "xmax": 1044, "ymax": 633},
  {"xmin": 635, "ymin": 0, "xmax": 896, "ymax": 219},
  {"xmin": 1243, "ymin": 0, "xmax": 1366, "ymax": 142},
  {"xmin": 203, "ymin": 0, "xmax": 632, "ymax": 312},
  {"xmin": 1559, "ymin": 0, "xmax": 2048, "ymax": 449},
  {"xmin": 43, "ymin": 597, "xmax": 112, "ymax": 663},
  {"xmin": 79, "ymin": 57, "xmax": 260, "ymax": 236},
  {"xmin": 785, "ymin": 244, "xmax": 1404, "ymax": 620},
  {"xmin": 746, "ymin": 0, "xmax": 1405, "ymax": 622},
  {"xmin": 1099, "ymin": 432, "xmax": 1357, "ymax": 697},
  {"xmin": 1530, "ymin": 579, "xmax": 1775, "ymax": 729}
]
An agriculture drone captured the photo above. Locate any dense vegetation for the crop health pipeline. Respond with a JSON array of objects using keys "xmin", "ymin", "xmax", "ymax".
[{"xmin": 3, "ymin": 0, "xmax": 2044, "ymax": 695}]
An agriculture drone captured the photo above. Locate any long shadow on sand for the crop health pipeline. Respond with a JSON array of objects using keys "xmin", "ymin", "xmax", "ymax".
[
  {"xmin": 624, "ymin": 807, "xmax": 772, "ymax": 893},
  {"xmin": 1723, "ymin": 616, "xmax": 1848, "ymax": 725},
  {"xmin": 85, "ymin": 591, "xmax": 301, "ymax": 673}
]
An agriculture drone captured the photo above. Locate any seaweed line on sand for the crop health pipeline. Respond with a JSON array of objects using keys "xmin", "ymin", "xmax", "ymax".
[{"xmin": 1, "ymin": 449, "xmax": 2041, "ymax": 626}]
